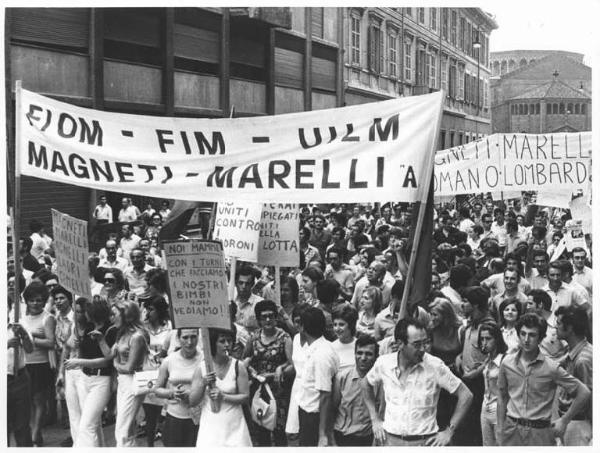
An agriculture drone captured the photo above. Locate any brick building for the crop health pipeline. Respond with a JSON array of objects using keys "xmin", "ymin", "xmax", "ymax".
[{"xmin": 490, "ymin": 51, "xmax": 592, "ymax": 133}]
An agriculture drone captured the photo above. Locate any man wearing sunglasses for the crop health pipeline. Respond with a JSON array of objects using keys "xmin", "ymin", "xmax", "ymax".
[{"xmin": 362, "ymin": 318, "xmax": 473, "ymax": 446}]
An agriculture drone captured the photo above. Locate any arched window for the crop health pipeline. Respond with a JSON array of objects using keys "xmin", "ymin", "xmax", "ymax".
[
  {"xmin": 520, "ymin": 58, "xmax": 527, "ymax": 67},
  {"xmin": 552, "ymin": 104, "xmax": 558, "ymax": 114},
  {"xmin": 500, "ymin": 60, "xmax": 507, "ymax": 74},
  {"xmin": 581, "ymin": 104, "xmax": 586, "ymax": 114},
  {"xmin": 493, "ymin": 61, "xmax": 500, "ymax": 76},
  {"xmin": 575, "ymin": 104, "xmax": 580, "ymax": 114},
  {"xmin": 510, "ymin": 104, "xmax": 515, "ymax": 114},
  {"xmin": 559, "ymin": 103, "xmax": 565, "ymax": 114},
  {"xmin": 536, "ymin": 103, "xmax": 540, "ymax": 114},
  {"xmin": 567, "ymin": 103, "xmax": 573, "ymax": 114},
  {"xmin": 519, "ymin": 104, "xmax": 523, "ymax": 114},
  {"xmin": 508, "ymin": 59, "xmax": 516, "ymax": 72},
  {"xmin": 546, "ymin": 103, "xmax": 551, "ymax": 114},
  {"xmin": 530, "ymin": 104, "xmax": 535, "ymax": 114},
  {"xmin": 529, "ymin": 58, "xmax": 536, "ymax": 64}
]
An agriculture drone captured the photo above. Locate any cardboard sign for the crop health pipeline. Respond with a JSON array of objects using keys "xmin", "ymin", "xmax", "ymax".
[
  {"xmin": 536, "ymin": 190, "xmax": 572, "ymax": 209},
  {"xmin": 163, "ymin": 240, "xmax": 230, "ymax": 329},
  {"xmin": 569, "ymin": 196, "xmax": 592, "ymax": 235},
  {"xmin": 51, "ymin": 209, "xmax": 91, "ymax": 297},
  {"xmin": 564, "ymin": 221, "xmax": 587, "ymax": 252},
  {"xmin": 258, "ymin": 203, "xmax": 300, "ymax": 267},
  {"xmin": 213, "ymin": 202, "xmax": 262, "ymax": 262}
]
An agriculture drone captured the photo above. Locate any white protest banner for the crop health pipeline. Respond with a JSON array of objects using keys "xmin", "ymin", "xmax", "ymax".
[
  {"xmin": 18, "ymin": 87, "xmax": 443, "ymax": 203},
  {"xmin": 569, "ymin": 196, "xmax": 592, "ymax": 235},
  {"xmin": 51, "ymin": 209, "xmax": 90, "ymax": 297},
  {"xmin": 213, "ymin": 202, "xmax": 262, "ymax": 262},
  {"xmin": 564, "ymin": 221, "xmax": 587, "ymax": 252},
  {"xmin": 434, "ymin": 133, "xmax": 591, "ymax": 196},
  {"xmin": 163, "ymin": 240, "xmax": 230, "ymax": 329},
  {"xmin": 536, "ymin": 190, "xmax": 572, "ymax": 209},
  {"xmin": 258, "ymin": 203, "xmax": 300, "ymax": 267}
]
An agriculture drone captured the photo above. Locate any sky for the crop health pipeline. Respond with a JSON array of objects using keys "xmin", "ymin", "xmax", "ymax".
[{"xmin": 475, "ymin": 0, "xmax": 598, "ymax": 65}]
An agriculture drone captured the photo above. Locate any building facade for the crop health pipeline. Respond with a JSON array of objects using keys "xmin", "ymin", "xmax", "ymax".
[
  {"xmin": 342, "ymin": 7, "xmax": 497, "ymax": 150},
  {"xmin": 490, "ymin": 51, "xmax": 592, "ymax": 133},
  {"xmin": 6, "ymin": 7, "xmax": 497, "ymax": 232},
  {"xmin": 490, "ymin": 50, "xmax": 585, "ymax": 77}
]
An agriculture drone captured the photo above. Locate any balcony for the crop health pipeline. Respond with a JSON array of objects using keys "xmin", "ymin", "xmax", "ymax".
[{"xmin": 229, "ymin": 7, "xmax": 292, "ymax": 29}]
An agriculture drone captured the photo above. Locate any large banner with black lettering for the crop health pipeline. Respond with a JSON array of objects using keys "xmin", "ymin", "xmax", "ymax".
[
  {"xmin": 434, "ymin": 133, "xmax": 591, "ymax": 195},
  {"xmin": 18, "ymin": 87, "xmax": 443, "ymax": 203}
]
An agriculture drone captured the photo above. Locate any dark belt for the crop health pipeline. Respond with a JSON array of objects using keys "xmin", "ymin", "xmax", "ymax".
[
  {"xmin": 83, "ymin": 367, "xmax": 111, "ymax": 377},
  {"xmin": 508, "ymin": 416, "xmax": 551, "ymax": 428},
  {"xmin": 387, "ymin": 432, "xmax": 437, "ymax": 441}
]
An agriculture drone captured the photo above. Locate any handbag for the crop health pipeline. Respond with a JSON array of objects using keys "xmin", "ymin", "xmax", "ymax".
[
  {"xmin": 250, "ymin": 382, "xmax": 277, "ymax": 431},
  {"xmin": 132, "ymin": 369, "xmax": 159, "ymax": 396}
]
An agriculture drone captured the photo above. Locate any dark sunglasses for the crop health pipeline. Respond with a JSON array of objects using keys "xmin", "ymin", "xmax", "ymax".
[{"xmin": 104, "ymin": 278, "xmax": 116, "ymax": 283}]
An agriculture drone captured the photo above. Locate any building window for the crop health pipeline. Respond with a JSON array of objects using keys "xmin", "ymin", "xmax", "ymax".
[
  {"xmin": 441, "ymin": 9, "xmax": 448, "ymax": 40},
  {"xmin": 441, "ymin": 54, "xmax": 448, "ymax": 93},
  {"xmin": 430, "ymin": 8, "xmax": 437, "ymax": 31},
  {"xmin": 368, "ymin": 23, "xmax": 383, "ymax": 73},
  {"xmin": 559, "ymin": 103, "xmax": 565, "ymax": 114},
  {"xmin": 450, "ymin": 131, "xmax": 455, "ymax": 147},
  {"xmin": 311, "ymin": 8, "xmax": 324, "ymax": 39},
  {"xmin": 459, "ymin": 16, "xmax": 466, "ymax": 51},
  {"xmin": 388, "ymin": 33, "xmax": 397, "ymax": 77},
  {"xmin": 547, "ymin": 104, "xmax": 552, "ymax": 114},
  {"xmin": 404, "ymin": 37, "xmax": 412, "ymax": 80},
  {"xmin": 581, "ymin": 104, "xmax": 586, "ymax": 114},
  {"xmin": 404, "ymin": 7, "xmax": 412, "ymax": 18},
  {"xmin": 440, "ymin": 130, "xmax": 446, "ymax": 150},
  {"xmin": 575, "ymin": 104, "xmax": 580, "ymax": 114},
  {"xmin": 458, "ymin": 64, "xmax": 465, "ymax": 100},
  {"xmin": 418, "ymin": 8, "xmax": 425, "ymax": 24},
  {"xmin": 429, "ymin": 50, "xmax": 437, "ymax": 89},
  {"xmin": 536, "ymin": 103, "xmax": 540, "ymax": 114},
  {"xmin": 467, "ymin": 22, "xmax": 472, "ymax": 57},
  {"xmin": 450, "ymin": 10, "xmax": 457, "ymax": 46},
  {"xmin": 567, "ymin": 103, "xmax": 573, "ymax": 114},
  {"xmin": 448, "ymin": 59, "xmax": 457, "ymax": 98},
  {"xmin": 350, "ymin": 15, "xmax": 361, "ymax": 65},
  {"xmin": 484, "ymin": 79, "xmax": 489, "ymax": 108}
]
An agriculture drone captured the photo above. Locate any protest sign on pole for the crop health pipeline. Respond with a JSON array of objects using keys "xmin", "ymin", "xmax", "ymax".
[
  {"xmin": 213, "ymin": 202, "xmax": 263, "ymax": 262},
  {"xmin": 18, "ymin": 88, "xmax": 443, "ymax": 203},
  {"xmin": 536, "ymin": 190, "xmax": 572, "ymax": 209},
  {"xmin": 569, "ymin": 196, "xmax": 592, "ymax": 235},
  {"xmin": 258, "ymin": 203, "xmax": 299, "ymax": 267},
  {"xmin": 51, "ymin": 209, "xmax": 91, "ymax": 297},
  {"xmin": 434, "ymin": 133, "xmax": 591, "ymax": 196},
  {"xmin": 162, "ymin": 240, "xmax": 230, "ymax": 330},
  {"xmin": 564, "ymin": 221, "xmax": 587, "ymax": 252}
]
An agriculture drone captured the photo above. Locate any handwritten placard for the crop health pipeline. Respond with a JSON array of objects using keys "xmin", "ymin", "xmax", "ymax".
[
  {"xmin": 213, "ymin": 202, "xmax": 262, "ymax": 262},
  {"xmin": 258, "ymin": 203, "xmax": 300, "ymax": 267},
  {"xmin": 163, "ymin": 240, "xmax": 230, "ymax": 329}
]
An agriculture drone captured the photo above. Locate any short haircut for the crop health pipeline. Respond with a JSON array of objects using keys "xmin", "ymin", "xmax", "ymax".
[
  {"xmin": 556, "ymin": 260, "xmax": 574, "ymax": 276},
  {"xmin": 326, "ymin": 247, "xmax": 344, "ymax": 258},
  {"xmin": 254, "ymin": 299, "xmax": 278, "ymax": 319},
  {"xmin": 316, "ymin": 279, "xmax": 340, "ymax": 305},
  {"xmin": 449, "ymin": 264, "xmax": 473, "ymax": 288},
  {"xmin": 527, "ymin": 289, "xmax": 552, "ymax": 312},
  {"xmin": 482, "ymin": 213, "xmax": 493, "ymax": 222},
  {"xmin": 493, "ymin": 207, "xmax": 504, "ymax": 216},
  {"xmin": 50, "ymin": 285, "xmax": 73, "ymax": 304},
  {"xmin": 532, "ymin": 250, "xmax": 549, "ymax": 261},
  {"xmin": 177, "ymin": 328, "xmax": 199, "ymax": 338},
  {"xmin": 555, "ymin": 305, "xmax": 589, "ymax": 338},
  {"xmin": 23, "ymin": 281, "xmax": 49, "ymax": 302},
  {"xmin": 571, "ymin": 247, "xmax": 587, "ymax": 257},
  {"xmin": 208, "ymin": 327, "xmax": 237, "ymax": 356},
  {"xmin": 498, "ymin": 297, "xmax": 523, "ymax": 327},
  {"xmin": 237, "ymin": 265, "xmax": 256, "ymax": 282},
  {"xmin": 86, "ymin": 295, "xmax": 112, "ymax": 325},
  {"xmin": 300, "ymin": 306, "xmax": 326, "ymax": 338},
  {"xmin": 301, "ymin": 266, "xmax": 324, "ymax": 283},
  {"xmin": 516, "ymin": 312, "xmax": 547, "ymax": 340},
  {"xmin": 394, "ymin": 317, "xmax": 427, "ymax": 344},
  {"xmin": 504, "ymin": 268, "xmax": 521, "ymax": 283},
  {"xmin": 130, "ymin": 247, "xmax": 145, "ymax": 258},
  {"xmin": 547, "ymin": 261, "xmax": 562, "ymax": 273},
  {"xmin": 332, "ymin": 304, "xmax": 359, "ymax": 336},
  {"xmin": 463, "ymin": 286, "xmax": 491, "ymax": 311},
  {"xmin": 355, "ymin": 333, "xmax": 379, "ymax": 356}
]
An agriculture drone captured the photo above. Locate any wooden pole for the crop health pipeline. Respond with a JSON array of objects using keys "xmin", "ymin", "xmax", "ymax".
[
  {"xmin": 274, "ymin": 265, "xmax": 281, "ymax": 306},
  {"xmin": 398, "ymin": 91, "xmax": 445, "ymax": 320},
  {"xmin": 228, "ymin": 256, "xmax": 237, "ymax": 302},
  {"xmin": 200, "ymin": 328, "xmax": 220, "ymax": 413},
  {"xmin": 12, "ymin": 81, "xmax": 23, "ymax": 375}
]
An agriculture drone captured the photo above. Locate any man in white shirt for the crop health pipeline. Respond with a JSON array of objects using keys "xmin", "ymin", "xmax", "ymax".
[
  {"xmin": 491, "ymin": 208, "xmax": 507, "ymax": 249},
  {"xmin": 124, "ymin": 248, "xmax": 154, "ymax": 296},
  {"xmin": 458, "ymin": 207, "xmax": 475, "ymax": 233},
  {"xmin": 29, "ymin": 220, "xmax": 52, "ymax": 261},
  {"xmin": 543, "ymin": 262, "xmax": 589, "ymax": 320},
  {"xmin": 571, "ymin": 247, "xmax": 592, "ymax": 300},
  {"xmin": 117, "ymin": 197, "xmax": 140, "ymax": 222},
  {"xmin": 362, "ymin": 318, "xmax": 473, "ymax": 446},
  {"xmin": 98, "ymin": 240, "xmax": 128, "ymax": 272},
  {"xmin": 93, "ymin": 194, "xmax": 113, "ymax": 224},
  {"xmin": 297, "ymin": 306, "xmax": 339, "ymax": 446},
  {"xmin": 119, "ymin": 224, "xmax": 141, "ymax": 259}
]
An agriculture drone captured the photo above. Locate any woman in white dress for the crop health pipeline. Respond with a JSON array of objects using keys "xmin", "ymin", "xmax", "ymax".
[{"xmin": 189, "ymin": 327, "xmax": 251, "ymax": 447}]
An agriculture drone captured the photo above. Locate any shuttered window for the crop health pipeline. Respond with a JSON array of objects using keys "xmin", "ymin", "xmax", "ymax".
[
  {"xmin": 174, "ymin": 8, "xmax": 220, "ymax": 74},
  {"xmin": 10, "ymin": 8, "xmax": 89, "ymax": 52},
  {"xmin": 311, "ymin": 8, "xmax": 324, "ymax": 39}
]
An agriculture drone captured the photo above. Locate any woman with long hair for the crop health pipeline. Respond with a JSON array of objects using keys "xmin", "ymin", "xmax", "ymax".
[
  {"xmin": 356, "ymin": 286, "xmax": 382, "ymax": 337},
  {"xmin": 243, "ymin": 300, "xmax": 293, "ymax": 446},
  {"xmin": 478, "ymin": 322, "xmax": 508, "ymax": 446},
  {"xmin": 153, "ymin": 328, "xmax": 203, "ymax": 447},
  {"xmin": 141, "ymin": 296, "xmax": 172, "ymax": 446},
  {"xmin": 21, "ymin": 282, "xmax": 56, "ymax": 447},
  {"xmin": 190, "ymin": 327, "xmax": 252, "ymax": 447},
  {"xmin": 427, "ymin": 296, "xmax": 463, "ymax": 431},
  {"xmin": 498, "ymin": 298, "xmax": 522, "ymax": 353},
  {"xmin": 56, "ymin": 296, "xmax": 89, "ymax": 446},
  {"xmin": 278, "ymin": 276, "xmax": 300, "ymax": 335},
  {"xmin": 65, "ymin": 295, "xmax": 116, "ymax": 447}
]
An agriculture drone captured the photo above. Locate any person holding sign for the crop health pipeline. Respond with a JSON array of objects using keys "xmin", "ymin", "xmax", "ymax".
[{"xmin": 190, "ymin": 327, "xmax": 252, "ymax": 447}]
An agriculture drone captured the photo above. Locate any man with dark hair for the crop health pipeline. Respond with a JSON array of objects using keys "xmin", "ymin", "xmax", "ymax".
[
  {"xmin": 491, "ymin": 207, "xmax": 507, "ymax": 250},
  {"xmin": 480, "ymin": 213, "xmax": 498, "ymax": 246},
  {"xmin": 497, "ymin": 313, "xmax": 591, "ymax": 446},
  {"xmin": 297, "ymin": 307, "xmax": 339, "ymax": 446},
  {"xmin": 433, "ymin": 213, "xmax": 460, "ymax": 246},
  {"xmin": 299, "ymin": 227, "xmax": 320, "ymax": 270},
  {"xmin": 29, "ymin": 220, "xmax": 53, "ymax": 261},
  {"xmin": 330, "ymin": 335, "xmax": 380, "ymax": 446},
  {"xmin": 571, "ymin": 247, "xmax": 592, "ymax": 300},
  {"xmin": 529, "ymin": 250, "xmax": 550, "ymax": 289},
  {"xmin": 93, "ymin": 194, "xmax": 113, "ymax": 225},
  {"xmin": 20, "ymin": 237, "xmax": 43, "ymax": 273},
  {"xmin": 233, "ymin": 266, "xmax": 263, "ymax": 341},
  {"xmin": 555, "ymin": 306, "xmax": 593, "ymax": 446},
  {"xmin": 556, "ymin": 260, "xmax": 590, "ymax": 308},
  {"xmin": 362, "ymin": 318, "xmax": 473, "ymax": 446},
  {"xmin": 458, "ymin": 207, "xmax": 474, "ymax": 233},
  {"xmin": 119, "ymin": 224, "xmax": 141, "ymax": 260},
  {"xmin": 441, "ymin": 264, "xmax": 473, "ymax": 316},
  {"xmin": 490, "ymin": 269, "xmax": 528, "ymax": 319},
  {"xmin": 309, "ymin": 214, "xmax": 332, "ymax": 260},
  {"xmin": 505, "ymin": 219, "xmax": 524, "ymax": 254},
  {"xmin": 315, "ymin": 279, "xmax": 340, "ymax": 341},
  {"xmin": 324, "ymin": 248, "xmax": 354, "ymax": 302},
  {"xmin": 543, "ymin": 262, "xmax": 588, "ymax": 316}
]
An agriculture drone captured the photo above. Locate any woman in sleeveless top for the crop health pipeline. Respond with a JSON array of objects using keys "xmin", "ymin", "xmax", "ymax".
[
  {"xmin": 190, "ymin": 327, "xmax": 251, "ymax": 447},
  {"xmin": 478, "ymin": 322, "xmax": 508, "ymax": 446},
  {"xmin": 21, "ymin": 282, "xmax": 56, "ymax": 446},
  {"xmin": 428, "ymin": 296, "xmax": 463, "ymax": 431},
  {"xmin": 154, "ymin": 328, "xmax": 203, "ymax": 447},
  {"xmin": 96, "ymin": 300, "xmax": 149, "ymax": 447}
]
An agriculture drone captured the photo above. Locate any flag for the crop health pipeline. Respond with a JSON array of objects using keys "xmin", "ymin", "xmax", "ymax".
[{"xmin": 157, "ymin": 200, "xmax": 201, "ymax": 242}]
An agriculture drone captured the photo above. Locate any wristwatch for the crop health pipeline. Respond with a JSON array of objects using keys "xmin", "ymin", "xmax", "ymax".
[{"xmin": 447, "ymin": 423, "xmax": 456, "ymax": 434}]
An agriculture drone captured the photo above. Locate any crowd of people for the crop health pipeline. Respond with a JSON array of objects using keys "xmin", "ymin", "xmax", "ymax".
[{"xmin": 7, "ymin": 192, "xmax": 593, "ymax": 447}]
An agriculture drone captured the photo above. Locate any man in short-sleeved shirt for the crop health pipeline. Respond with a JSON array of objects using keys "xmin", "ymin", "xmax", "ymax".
[
  {"xmin": 571, "ymin": 248, "xmax": 592, "ymax": 300},
  {"xmin": 362, "ymin": 318, "xmax": 473, "ymax": 447},
  {"xmin": 297, "ymin": 307, "xmax": 339, "ymax": 446},
  {"xmin": 497, "ymin": 313, "xmax": 590, "ymax": 446}
]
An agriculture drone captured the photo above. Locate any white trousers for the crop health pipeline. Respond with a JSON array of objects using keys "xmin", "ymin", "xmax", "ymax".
[
  {"xmin": 64, "ymin": 369, "xmax": 87, "ymax": 444},
  {"xmin": 75, "ymin": 374, "xmax": 111, "ymax": 447},
  {"xmin": 115, "ymin": 373, "xmax": 143, "ymax": 447}
]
